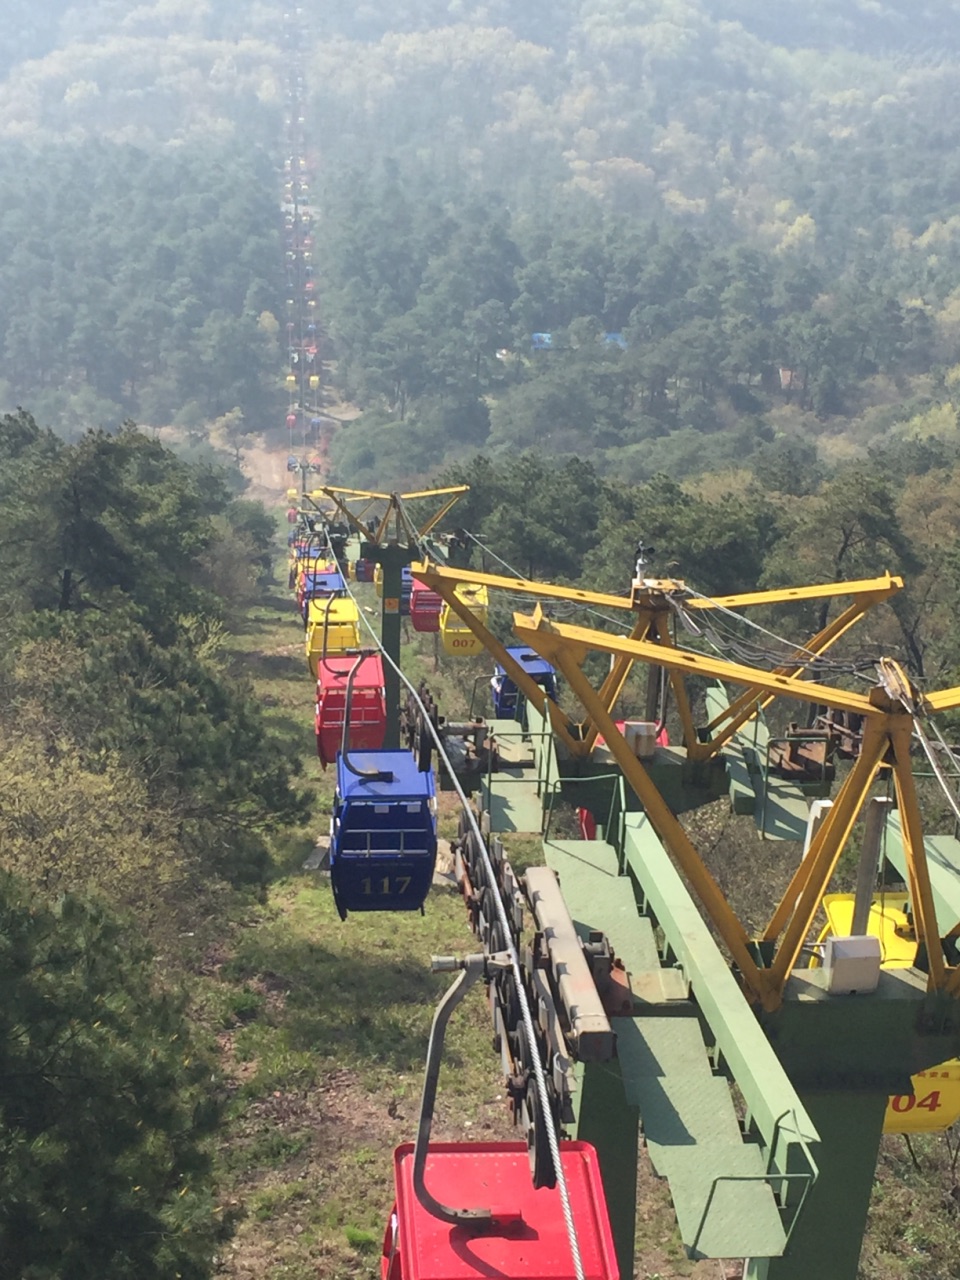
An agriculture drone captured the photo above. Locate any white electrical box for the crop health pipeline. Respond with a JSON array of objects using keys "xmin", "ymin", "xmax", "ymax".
[
  {"xmin": 823, "ymin": 935, "xmax": 882, "ymax": 995},
  {"xmin": 623, "ymin": 720, "xmax": 658, "ymax": 761}
]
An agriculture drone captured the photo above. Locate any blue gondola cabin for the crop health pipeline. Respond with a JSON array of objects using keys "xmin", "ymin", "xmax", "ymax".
[
  {"xmin": 491, "ymin": 647, "xmax": 558, "ymax": 720},
  {"xmin": 297, "ymin": 569, "xmax": 345, "ymax": 618},
  {"xmin": 330, "ymin": 750, "xmax": 438, "ymax": 919}
]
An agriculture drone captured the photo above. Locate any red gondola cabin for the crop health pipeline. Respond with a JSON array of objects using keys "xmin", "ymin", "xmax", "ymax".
[
  {"xmin": 315, "ymin": 653, "xmax": 387, "ymax": 767},
  {"xmin": 410, "ymin": 577, "xmax": 443, "ymax": 633},
  {"xmin": 381, "ymin": 1141, "xmax": 619, "ymax": 1280}
]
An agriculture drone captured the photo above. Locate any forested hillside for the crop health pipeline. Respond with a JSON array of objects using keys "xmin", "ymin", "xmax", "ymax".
[
  {"xmin": 4, "ymin": 0, "xmax": 960, "ymax": 480},
  {"xmin": 0, "ymin": 412, "xmax": 311, "ymax": 1276},
  {"xmin": 0, "ymin": 145, "xmax": 283, "ymax": 435},
  {"xmin": 5, "ymin": 4, "xmax": 960, "ymax": 1277}
]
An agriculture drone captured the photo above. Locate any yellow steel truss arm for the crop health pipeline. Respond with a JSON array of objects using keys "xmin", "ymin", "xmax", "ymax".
[
  {"xmin": 539, "ymin": 637, "xmax": 775, "ymax": 1008},
  {"xmin": 696, "ymin": 589, "xmax": 898, "ymax": 761},
  {"xmin": 511, "ymin": 612, "xmax": 875, "ymax": 718},
  {"xmin": 412, "ymin": 561, "xmax": 636, "ymax": 612},
  {"xmin": 320, "ymin": 486, "xmax": 469, "ymax": 544},
  {"xmin": 682, "ymin": 572, "xmax": 903, "ymax": 611},
  {"xmin": 763, "ymin": 721, "xmax": 889, "ymax": 990},
  {"xmin": 513, "ymin": 613, "xmax": 960, "ymax": 1005},
  {"xmin": 579, "ymin": 616, "xmax": 652, "ymax": 755}
]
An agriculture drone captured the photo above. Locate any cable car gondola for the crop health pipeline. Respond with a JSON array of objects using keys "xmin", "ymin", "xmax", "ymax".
[
  {"xmin": 409, "ymin": 577, "xmax": 443, "ymax": 633},
  {"xmin": 381, "ymin": 1141, "xmax": 619, "ymax": 1280},
  {"xmin": 329, "ymin": 749, "xmax": 437, "ymax": 918},
  {"xmin": 439, "ymin": 583, "xmax": 489, "ymax": 656},
  {"xmin": 491, "ymin": 646, "xmax": 558, "ymax": 720},
  {"xmin": 354, "ymin": 557, "xmax": 375, "ymax": 583},
  {"xmin": 305, "ymin": 597, "xmax": 361, "ymax": 675},
  {"xmin": 400, "ymin": 566, "xmax": 413, "ymax": 617},
  {"xmin": 298, "ymin": 569, "xmax": 345, "ymax": 619},
  {"xmin": 315, "ymin": 653, "xmax": 386, "ymax": 767}
]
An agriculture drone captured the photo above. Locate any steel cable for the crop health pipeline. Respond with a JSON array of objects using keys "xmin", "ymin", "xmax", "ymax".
[{"xmin": 338, "ymin": 572, "xmax": 587, "ymax": 1280}]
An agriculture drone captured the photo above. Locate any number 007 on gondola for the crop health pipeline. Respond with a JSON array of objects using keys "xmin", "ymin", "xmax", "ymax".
[{"xmin": 330, "ymin": 751, "xmax": 438, "ymax": 919}]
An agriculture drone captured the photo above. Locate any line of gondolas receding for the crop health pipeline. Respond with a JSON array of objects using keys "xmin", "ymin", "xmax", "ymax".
[{"xmin": 279, "ymin": 4, "xmax": 332, "ymax": 519}]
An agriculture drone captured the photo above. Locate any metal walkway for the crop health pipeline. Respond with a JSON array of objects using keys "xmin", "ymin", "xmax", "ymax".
[{"xmin": 543, "ymin": 835, "xmax": 788, "ymax": 1259}]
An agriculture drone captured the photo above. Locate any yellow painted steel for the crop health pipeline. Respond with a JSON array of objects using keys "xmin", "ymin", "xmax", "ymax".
[
  {"xmin": 413, "ymin": 561, "xmax": 637, "ymax": 613},
  {"xmin": 700, "ymin": 594, "xmax": 891, "ymax": 759},
  {"xmin": 407, "ymin": 561, "xmax": 960, "ymax": 1005},
  {"xmin": 818, "ymin": 895, "xmax": 915, "ymax": 968},
  {"xmin": 885, "ymin": 1063, "xmax": 960, "ymax": 1133},
  {"xmin": 511, "ymin": 614, "xmax": 876, "ymax": 718},
  {"xmin": 522, "ymin": 627, "xmax": 775, "ymax": 1009},
  {"xmin": 426, "ymin": 580, "xmax": 582, "ymax": 756},
  {"xmin": 416, "ymin": 563, "xmax": 901, "ymax": 616},
  {"xmin": 320, "ymin": 485, "xmax": 469, "ymax": 546},
  {"xmin": 919, "ymin": 686, "xmax": 960, "ymax": 714},
  {"xmin": 891, "ymin": 721, "xmax": 946, "ymax": 991},
  {"xmin": 580, "ymin": 617, "xmax": 651, "ymax": 755},
  {"xmin": 682, "ymin": 572, "xmax": 903, "ymax": 611},
  {"xmin": 816, "ymin": 896, "xmax": 960, "ymax": 1132},
  {"xmin": 764, "ymin": 722, "xmax": 890, "ymax": 993}
]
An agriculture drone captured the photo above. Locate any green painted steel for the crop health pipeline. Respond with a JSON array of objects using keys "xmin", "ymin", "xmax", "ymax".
[
  {"xmin": 760, "ymin": 965, "xmax": 960, "ymax": 1090},
  {"xmin": 618, "ymin": 1017, "xmax": 787, "ymax": 1258},
  {"xmin": 621, "ymin": 812, "xmax": 819, "ymax": 1194},
  {"xmin": 542, "ymin": 828, "xmax": 790, "ymax": 1260},
  {"xmin": 572, "ymin": 1058, "xmax": 639, "ymax": 1280},
  {"xmin": 543, "ymin": 838, "xmax": 661, "ymax": 975},
  {"xmin": 883, "ymin": 810, "xmax": 960, "ymax": 932},
  {"xmin": 704, "ymin": 686, "xmax": 811, "ymax": 840},
  {"xmin": 524, "ymin": 703, "xmax": 818, "ymax": 1265},
  {"xmin": 361, "ymin": 541, "xmax": 413, "ymax": 750},
  {"xmin": 755, "ymin": 770, "xmax": 811, "ymax": 841},
  {"xmin": 745, "ymin": 1091, "xmax": 887, "ymax": 1280},
  {"xmin": 481, "ymin": 773, "xmax": 544, "ymax": 833}
]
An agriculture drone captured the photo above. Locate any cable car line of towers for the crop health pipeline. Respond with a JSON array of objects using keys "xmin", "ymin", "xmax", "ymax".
[
  {"xmin": 285, "ymin": 481, "xmax": 960, "ymax": 1279},
  {"xmin": 280, "ymin": 6, "xmax": 333, "ymax": 495},
  {"xmin": 286, "ymin": 490, "xmax": 600, "ymax": 1280},
  {"xmin": 275, "ymin": 18, "xmax": 960, "ymax": 1279}
]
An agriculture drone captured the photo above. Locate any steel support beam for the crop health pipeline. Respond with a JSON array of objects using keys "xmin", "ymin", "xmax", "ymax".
[
  {"xmin": 697, "ymin": 596, "xmax": 884, "ymax": 761},
  {"xmin": 580, "ymin": 616, "xmax": 651, "ymax": 755},
  {"xmin": 513, "ymin": 611, "xmax": 876, "ymax": 718},
  {"xmin": 524, "ymin": 866, "xmax": 614, "ymax": 1061},
  {"xmin": 534, "ymin": 640, "xmax": 775, "ymax": 1007},
  {"xmin": 891, "ymin": 723, "xmax": 946, "ymax": 991},
  {"xmin": 762, "ymin": 722, "xmax": 889, "ymax": 978},
  {"xmin": 412, "ymin": 560, "xmax": 637, "ymax": 613},
  {"xmin": 684, "ymin": 572, "xmax": 902, "ymax": 612}
]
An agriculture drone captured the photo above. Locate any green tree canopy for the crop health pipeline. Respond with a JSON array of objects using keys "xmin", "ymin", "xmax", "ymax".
[{"xmin": 0, "ymin": 874, "xmax": 220, "ymax": 1280}]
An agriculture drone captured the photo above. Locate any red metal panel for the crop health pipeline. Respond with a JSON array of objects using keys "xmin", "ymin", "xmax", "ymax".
[
  {"xmin": 315, "ymin": 655, "xmax": 387, "ymax": 767},
  {"xmin": 388, "ymin": 1142, "xmax": 619, "ymax": 1280},
  {"xmin": 410, "ymin": 580, "xmax": 443, "ymax": 634}
]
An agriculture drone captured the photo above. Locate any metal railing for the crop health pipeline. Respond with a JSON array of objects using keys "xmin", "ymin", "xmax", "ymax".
[{"xmin": 542, "ymin": 773, "xmax": 626, "ymax": 848}]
